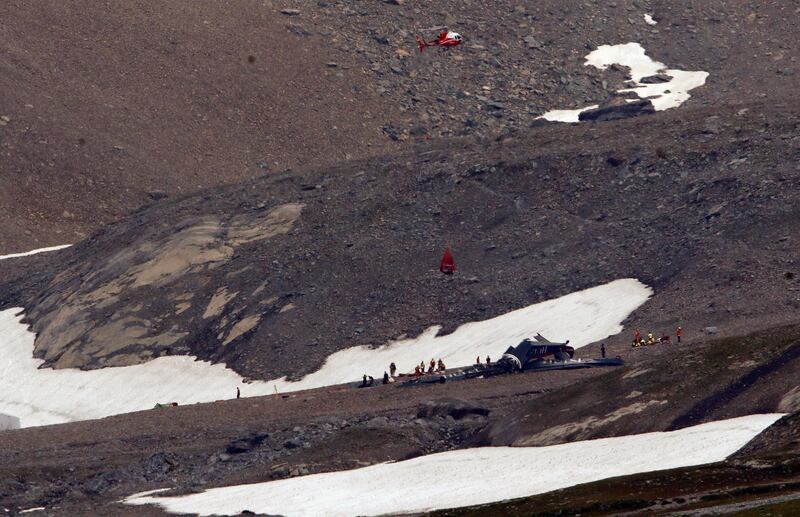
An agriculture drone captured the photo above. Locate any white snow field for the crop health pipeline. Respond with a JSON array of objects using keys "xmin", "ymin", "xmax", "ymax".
[
  {"xmin": 0, "ymin": 278, "xmax": 650, "ymax": 427},
  {"xmin": 0, "ymin": 308, "xmax": 275, "ymax": 427},
  {"xmin": 0, "ymin": 413, "xmax": 20, "ymax": 430},
  {"xmin": 537, "ymin": 105, "xmax": 599, "ymax": 123},
  {"xmin": 0, "ymin": 245, "xmax": 71, "ymax": 260},
  {"xmin": 540, "ymin": 42, "xmax": 708, "ymax": 122},
  {"xmin": 124, "ymin": 414, "xmax": 785, "ymax": 517},
  {"xmin": 265, "ymin": 278, "xmax": 651, "ymax": 391}
]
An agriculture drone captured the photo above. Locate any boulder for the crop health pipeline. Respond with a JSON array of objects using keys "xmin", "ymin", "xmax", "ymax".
[
  {"xmin": 640, "ymin": 73, "xmax": 673, "ymax": 84},
  {"xmin": 141, "ymin": 452, "xmax": 178, "ymax": 477},
  {"xmin": 226, "ymin": 432, "xmax": 269, "ymax": 454},
  {"xmin": 417, "ymin": 398, "xmax": 490, "ymax": 420},
  {"xmin": 579, "ymin": 99, "xmax": 656, "ymax": 122},
  {"xmin": 146, "ymin": 190, "xmax": 169, "ymax": 201},
  {"xmin": 283, "ymin": 438, "xmax": 304, "ymax": 449}
]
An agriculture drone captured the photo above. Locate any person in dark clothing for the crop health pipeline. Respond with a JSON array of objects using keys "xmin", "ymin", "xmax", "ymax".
[
  {"xmin": 382, "ymin": 371, "xmax": 389, "ymax": 384},
  {"xmin": 359, "ymin": 374, "xmax": 374, "ymax": 388},
  {"xmin": 236, "ymin": 387, "xmax": 241, "ymax": 399},
  {"xmin": 485, "ymin": 355, "xmax": 491, "ymax": 365},
  {"xmin": 389, "ymin": 362, "xmax": 397, "ymax": 377},
  {"xmin": 600, "ymin": 343, "xmax": 606, "ymax": 358}
]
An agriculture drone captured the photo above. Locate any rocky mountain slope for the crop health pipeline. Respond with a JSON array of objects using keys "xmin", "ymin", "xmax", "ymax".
[
  {"xmin": 3, "ymin": 0, "xmax": 797, "ymax": 252},
  {"xmin": 0, "ymin": 0, "xmax": 398, "ymax": 252},
  {"xmin": 483, "ymin": 324, "xmax": 800, "ymax": 447},
  {"xmin": 3, "ymin": 100, "xmax": 798, "ymax": 381},
  {"xmin": 1, "ymin": 1, "xmax": 799, "ymax": 515},
  {"xmin": 0, "ymin": 330, "xmax": 797, "ymax": 515}
]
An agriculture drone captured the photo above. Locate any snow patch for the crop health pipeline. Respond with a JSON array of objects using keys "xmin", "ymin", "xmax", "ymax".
[
  {"xmin": 0, "ymin": 245, "xmax": 71, "ymax": 260},
  {"xmin": 539, "ymin": 105, "xmax": 599, "ymax": 123},
  {"xmin": 265, "ymin": 278, "xmax": 651, "ymax": 392},
  {"xmin": 540, "ymin": 42, "xmax": 707, "ymax": 121},
  {"xmin": 585, "ymin": 43, "xmax": 709, "ymax": 111},
  {"xmin": 0, "ymin": 279, "xmax": 651, "ymax": 427},
  {"xmin": 0, "ymin": 307, "xmax": 273, "ymax": 427},
  {"xmin": 0, "ymin": 413, "xmax": 20, "ymax": 431},
  {"xmin": 123, "ymin": 414, "xmax": 785, "ymax": 517},
  {"xmin": 644, "ymin": 13, "xmax": 657, "ymax": 25},
  {"xmin": 126, "ymin": 488, "xmax": 172, "ymax": 499}
]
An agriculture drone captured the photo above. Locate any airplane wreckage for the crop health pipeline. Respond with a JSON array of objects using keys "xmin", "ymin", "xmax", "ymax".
[{"xmin": 399, "ymin": 335, "xmax": 623, "ymax": 388}]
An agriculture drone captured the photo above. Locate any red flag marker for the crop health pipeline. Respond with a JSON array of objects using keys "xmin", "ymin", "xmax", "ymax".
[{"xmin": 440, "ymin": 247, "xmax": 456, "ymax": 275}]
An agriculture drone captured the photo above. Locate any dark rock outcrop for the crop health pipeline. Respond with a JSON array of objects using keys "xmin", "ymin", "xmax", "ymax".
[
  {"xmin": 640, "ymin": 74, "xmax": 673, "ymax": 84},
  {"xmin": 417, "ymin": 398, "xmax": 490, "ymax": 420},
  {"xmin": 226, "ymin": 432, "xmax": 269, "ymax": 454},
  {"xmin": 579, "ymin": 99, "xmax": 656, "ymax": 121}
]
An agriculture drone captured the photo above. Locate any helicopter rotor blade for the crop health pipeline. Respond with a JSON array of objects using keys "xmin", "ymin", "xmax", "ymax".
[{"xmin": 417, "ymin": 25, "xmax": 448, "ymax": 33}]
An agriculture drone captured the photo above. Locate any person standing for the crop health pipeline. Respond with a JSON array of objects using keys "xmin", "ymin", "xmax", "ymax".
[
  {"xmin": 236, "ymin": 387, "xmax": 241, "ymax": 399},
  {"xmin": 389, "ymin": 362, "xmax": 397, "ymax": 377},
  {"xmin": 676, "ymin": 326, "xmax": 683, "ymax": 343},
  {"xmin": 600, "ymin": 343, "xmax": 606, "ymax": 358}
]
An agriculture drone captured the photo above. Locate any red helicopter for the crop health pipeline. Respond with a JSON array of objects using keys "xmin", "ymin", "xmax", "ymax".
[{"xmin": 415, "ymin": 28, "xmax": 463, "ymax": 52}]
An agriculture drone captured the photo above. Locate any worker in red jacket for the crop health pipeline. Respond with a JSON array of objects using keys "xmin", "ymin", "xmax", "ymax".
[{"xmin": 440, "ymin": 247, "xmax": 456, "ymax": 274}]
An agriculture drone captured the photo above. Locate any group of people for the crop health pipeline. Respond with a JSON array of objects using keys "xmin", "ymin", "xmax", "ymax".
[
  {"xmin": 475, "ymin": 355, "xmax": 491, "ymax": 365},
  {"xmin": 413, "ymin": 358, "xmax": 447, "ymax": 376},
  {"xmin": 359, "ymin": 359, "xmax": 449, "ymax": 388},
  {"xmin": 632, "ymin": 326, "xmax": 683, "ymax": 348}
]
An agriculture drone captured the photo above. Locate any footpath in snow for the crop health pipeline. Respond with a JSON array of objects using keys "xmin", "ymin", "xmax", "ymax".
[
  {"xmin": 540, "ymin": 42, "xmax": 708, "ymax": 122},
  {"xmin": 0, "ymin": 279, "xmax": 651, "ymax": 427},
  {"xmin": 124, "ymin": 414, "xmax": 785, "ymax": 517}
]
